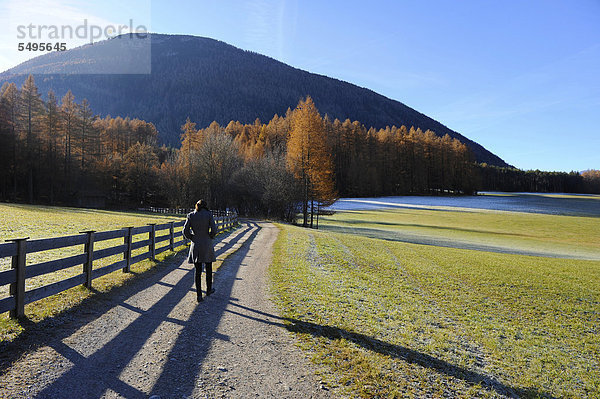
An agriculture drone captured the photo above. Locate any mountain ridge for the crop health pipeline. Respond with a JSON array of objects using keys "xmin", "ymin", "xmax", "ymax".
[{"xmin": 0, "ymin": 33, "xmax": 508, "ymax": 167}]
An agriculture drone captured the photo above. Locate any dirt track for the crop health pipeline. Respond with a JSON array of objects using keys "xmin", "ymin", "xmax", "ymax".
[
  {"xmin": 321, "ymin": 224, "xmax": 600, "ymax": 260},
  {"xmin": 0, "ymin": 221, "xmax": 330, "ymax": 398}
]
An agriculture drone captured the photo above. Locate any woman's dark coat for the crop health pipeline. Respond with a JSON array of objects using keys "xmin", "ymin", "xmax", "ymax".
[{"xmin": 183, "ymin": 208, "xmax": 217, "ymax": 263}]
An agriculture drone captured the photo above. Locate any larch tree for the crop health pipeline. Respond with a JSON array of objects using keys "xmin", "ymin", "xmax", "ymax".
[
  {"xmin": 61, "ymin": 90, "xmax": 78, "ymax": 196},
  {"xmin": 1, "ymin": 83, "xmax": 20, "ymax": 199},
  {"xmin": 78, "ymin": 98, "xmax": 96, "ymax": 174},
  {"xmin": 286, "ymin": 97, "xmax": 336, "ymax": 227},
  {"xmin": 20, "ymin": 75, "xmax": 44, "ymax": 203},
  {"xmin": 0, "ymin": 84, "xmax": 11, "ymax": 199},
  {"xmin": 43, "ymin": 90, "xmax": 62, "ymax": 203},
  {"xmin": 179, "ymin": 117, "xmax": 199, "ymax": 203}
]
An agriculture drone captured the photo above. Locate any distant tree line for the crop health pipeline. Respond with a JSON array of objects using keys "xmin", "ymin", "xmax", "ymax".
[
  {"xmin": 1, "ymin": 76, "xmax": 598, "ymax": 223},
  {"xmin": 477, "ymin": 164, "xmax": 600, "ymax": 194}
]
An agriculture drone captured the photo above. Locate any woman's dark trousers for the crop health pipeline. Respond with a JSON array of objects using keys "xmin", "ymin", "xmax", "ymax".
[{"xmin": 194, "ymin": 262, "xmax": 213, "ymax": 299}]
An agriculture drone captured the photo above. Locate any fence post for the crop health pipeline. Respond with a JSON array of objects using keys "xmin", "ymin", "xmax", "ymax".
[
  {"xmin": 169, "ymin": 221, "xmax": 174, "ymax": 251},
  {"xmin": 80, "ymin": 230, "xmax": 95, "ymax": 288},
  {"xmin": 9, "ymin": 238, "xmax": 28, "ymax": 319},
  {"xmin": 149, "ymin": 224, "xmax": 156, "ymax": 261},
  {"xmin": 123, "ymin": 227, "xmax": 133, "ymax": 273}
]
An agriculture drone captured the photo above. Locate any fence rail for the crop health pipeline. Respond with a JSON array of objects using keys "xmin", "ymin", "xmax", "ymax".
[
  {"xmin": 140, "ymin": 207, "xmax": 236, "ymax": 218},
  {"xmin": 1, "ymin": 212, "xmax": 238, "ymax": 318}
]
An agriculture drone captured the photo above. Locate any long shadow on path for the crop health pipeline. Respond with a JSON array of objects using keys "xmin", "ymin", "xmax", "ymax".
[
  {"xmin": 2, "ymin": 222, "xmax": 258, "ymax": 398},
  {"xmin": 147, "ymin": 223, "xmax": 261, "ymax": 397},
  {"xmin": 224, "ymin": 302, "xmax": 558, "ymax": 399},
  {"xmin": 0, "ymin": 223, "xmax": 252, "ymax": 372}
]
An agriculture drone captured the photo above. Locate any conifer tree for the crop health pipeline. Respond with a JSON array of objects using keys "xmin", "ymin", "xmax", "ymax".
[
  {"xmin": 20, "ymin": 75, "xmax": 43, "ymax": 202},
  {"xmin": 43, "ymin": 90, "xmax": 61, "ymax": 202},
  {"xmin": 61, "ymin": 90, "xmax": 78, "ymax": 197},
  {"xmin": 79, "ymin": 98, "xmax": 95, "ymax": 171},
  {"xmin": 0, "ymin": 83, "xmax": 20, "ymax": 199},
  {"xmin": 179, "ymin": 117, "xmax": 198, "ymax": 203},
  {"xmin": 286, "ymin": 97, "xmax": 336, "ymax": 227}
]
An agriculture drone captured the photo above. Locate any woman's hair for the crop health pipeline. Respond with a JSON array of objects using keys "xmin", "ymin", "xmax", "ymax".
[{"xmin": 195, "ymin": 199, "xmax": 208, "ymax": 211}]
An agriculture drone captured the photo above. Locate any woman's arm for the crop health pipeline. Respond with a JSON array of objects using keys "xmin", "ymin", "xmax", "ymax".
[{"xmin": 183, "ymin": 215, "xmax": 194, "ymax": 240}]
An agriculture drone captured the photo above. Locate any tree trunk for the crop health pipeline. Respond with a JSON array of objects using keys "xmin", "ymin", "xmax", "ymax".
[
  {"xmin": 302, "ymin": 174, "xmax": 309, "ymax": 227},
  {"xmin": 28, "ymin": 168, "xmax": 33, "ymax": 203},
  {"xmin": 12, "ymin": 133, "xmax": 17, "ymax": 200}
]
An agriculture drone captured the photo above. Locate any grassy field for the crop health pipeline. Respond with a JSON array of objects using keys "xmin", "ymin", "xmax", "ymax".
[
  {"xmin": 269, "ymin": 209, "xmax": 600, "ymax": 398},
  {"xmin": 0, "ymin": 203, "xmax": 186, "ymax": 242},
  {"xmin": 0, "ymin": 203, "xmax": 189, "ymax": 341},
  {"xmin": 320, "ymin": 207, "xmax": 600, "ymax": 260}
]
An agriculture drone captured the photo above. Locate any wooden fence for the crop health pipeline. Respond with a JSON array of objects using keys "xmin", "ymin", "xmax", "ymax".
[
  {"xmin": 0, "ymin": 213, "xmax": 237, "ymax": 318},
  {"xmin": 140, "ymin": 207, "xmax": 236, "ymax": 217}
]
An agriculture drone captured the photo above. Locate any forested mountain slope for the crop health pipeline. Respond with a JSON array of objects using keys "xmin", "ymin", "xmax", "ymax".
[{"xmin": 0, "ymin": 33, "xmax": 508, "ymax": 166}]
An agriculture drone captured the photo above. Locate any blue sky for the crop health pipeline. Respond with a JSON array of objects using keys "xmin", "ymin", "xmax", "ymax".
[{"xmin": 1, "ymin": 0, "xmax": 598, "ymax": 172}]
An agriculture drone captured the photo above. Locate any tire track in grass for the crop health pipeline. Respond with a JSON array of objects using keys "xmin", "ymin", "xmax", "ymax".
[
  {"xmin": 384, "ymin": 241, "xmax": 536, "ymax": 389},
  {"xmin": 381, "ymin": 245, "xmax": 490, "ymax": 369},
  {"xmin": 302, "ymin": 230, "xmax": 512, "ymax": 397},
  {"xmin": 327, "ymin": 233, "xmax": 493, "ymax": 373},
  {"xmin": 383, "ymin": 239, "xmax": 600, "ymax": 397}
]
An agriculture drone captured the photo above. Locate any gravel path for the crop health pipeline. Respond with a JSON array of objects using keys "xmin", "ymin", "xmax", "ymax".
[{"xmin": 0, "ymin": 221, "xmax": 330, "ymax": 399}]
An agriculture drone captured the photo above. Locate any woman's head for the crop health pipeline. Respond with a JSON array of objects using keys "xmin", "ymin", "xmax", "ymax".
[{"xmin": 195, "ymin": 199, "xmax": 208, "ymax": 211}]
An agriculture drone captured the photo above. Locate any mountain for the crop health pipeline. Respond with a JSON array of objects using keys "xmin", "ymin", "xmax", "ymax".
[{"xmin": 0, "ymin": 33, "xmax": 508, "ymax": 166}]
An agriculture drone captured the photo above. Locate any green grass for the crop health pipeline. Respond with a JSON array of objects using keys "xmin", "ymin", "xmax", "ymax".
[
  {"xmin": 269, "ymin": 211, "xmax": 600, "ymax": 398},
  {"xmin": 0, "ymin": 203, "xmax": 187, "ymax": 279},
  {"xmin": 319, "ymin": 207, "xmax": 600, "ymax": 259},
  {"xmin": 0, "ymin": 203, "xmax": 186, "ymax": 242},
  {"xmin": 0, "ymin": 203, "xmax": 189, "ymax": 341}
]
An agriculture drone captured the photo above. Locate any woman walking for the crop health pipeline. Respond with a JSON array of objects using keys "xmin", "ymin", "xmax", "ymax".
[{"xmin": 183, "ymin": 199, "xmax": 217, "ymax": 302}]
